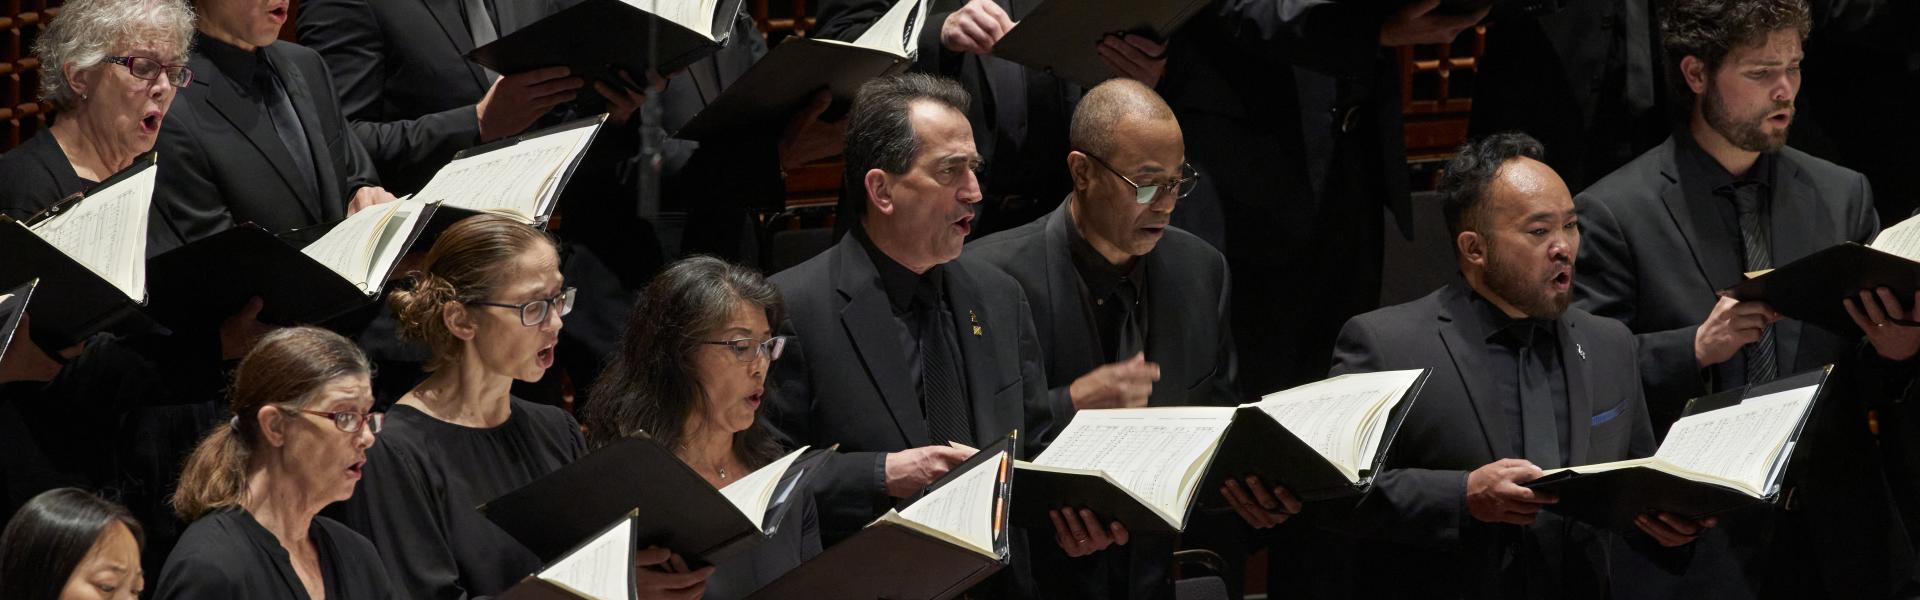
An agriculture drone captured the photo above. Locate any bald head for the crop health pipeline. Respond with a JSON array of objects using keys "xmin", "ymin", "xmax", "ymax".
[{"xmin": 1070, "ymin": 79, "xmax": 1176, "ymax": 158}]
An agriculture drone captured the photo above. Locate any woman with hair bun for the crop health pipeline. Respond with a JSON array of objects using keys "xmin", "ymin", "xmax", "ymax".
[{"xmin": 151, "ymin": 326, "xmax": 392, "ymax": 599}]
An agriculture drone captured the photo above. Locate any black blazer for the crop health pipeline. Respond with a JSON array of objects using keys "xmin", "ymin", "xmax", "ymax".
[
  {"xmin": 1573, "ymin": 135, "xmax": 1916, "ymax": 599},
  {"xmin": 967, "ymin": 200, "xmax": 1237, "ymax": 412},
  {"xmin": 764, "ymin": 233, "xmax": 1054, "ymax": 543},
  {"xmin": 1330, "ymin": 283, "xmax": 1656, "ymax": 599},
  {"xmin": 154, "ymin": 509, "xmax": 397, "ymax": 600},
  {"xmin": 151, "ymin": 40, "xmax": 380, "ymax": 253},
  {"xmin": 295, "ymin": 0, "xmax": 567, "ymax": 194},
  {"xmin": 1573, "ymin": 136, "xmax": 1878, "ymax": 417}
]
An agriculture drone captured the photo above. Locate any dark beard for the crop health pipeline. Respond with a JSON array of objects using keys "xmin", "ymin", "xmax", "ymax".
[
  {"xmin": 1484, "ymin": 246, "xmax": 1571, "ymax": 319},
  {"xmin": 1704, "ymin": 82, "xmax": 1790, "ymax": 153}
]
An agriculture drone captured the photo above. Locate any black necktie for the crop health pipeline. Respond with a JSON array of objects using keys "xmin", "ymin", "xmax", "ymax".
[
  {"xmin": 1511, "ymin": 322, "xmax": 1562, "ymax": 470},
  {"xmin": 253, "ymin": 61, "xmax": 319, "ymax": 203},
  {"xmin": 1730, "ymin": 182, "xmax": 1778, "ymax": 384},
  {"xmin": 915, "ymin": 282, "xmax": 973, "ymax": 445},
  {"xmin": 1110, "ymin": 279, "xmax": 1143, "ymax": 361}
]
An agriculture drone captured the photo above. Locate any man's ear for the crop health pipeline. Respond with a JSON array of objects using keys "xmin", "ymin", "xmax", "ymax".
[
  {"xmin": 864, "ymin": 168, "xmax": 896, "ymax": 216},
  {"xmin": 1067, "ymin": 151, "xmax": 1094, "ymax": 192},
  {"xmin": 444, "ymin": 301, "xmax": 477, "ymax": 342},
  {"xmin": 1457, "ymin": 231, "xmax": 1488, "ymax": 268},
  {"xmin": 1681, "ymin": 55, "xmax": 1711, "ymax": 97}
]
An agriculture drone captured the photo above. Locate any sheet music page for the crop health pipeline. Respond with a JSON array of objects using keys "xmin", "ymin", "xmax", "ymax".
[
  {"xmin": 848, "ymin": 0, "xmax": 925, "ymax": 57},
  {"xmin": 1034, "ymin": 407, "xmax": 1234, "ymax": 515},
  {"xmin": 898, "ymin": 450, "xmax": 1005, "ymax": 554},
  {"xmin": 1870, "ymin": 212, "xmax": 1920, "ymax": 260},
  {"xmin": 540, "ymin": 518, "xmax": 633, "ymax": 600},
  {"xmin": 28, "ymin": 165, "xmax": 156, "ymax": 299},
  {"xmin": 300, "ymin": 202, "xmax": 399, "ymax": 287},
  {"xmin": 360, "ymin": 199, "xmax": 430, "ymax": 288},
  {"xmin": 1654, "ymin": 385, "xmax": 1817, "ymax": 492},
  {"xmin": 620, "ymin": 0, "xmax": 721, "ymax": 38},
  {"xmin": 414, "ymin": 126, "xmax": 597, "ymax": 220},
  {"xmin": 719, "ymin": 446, "xmax": 808, "ymax": 530},
  {"xmin": 1250, "ymin": 370, "xmax": 1423, "ymax": 475}
]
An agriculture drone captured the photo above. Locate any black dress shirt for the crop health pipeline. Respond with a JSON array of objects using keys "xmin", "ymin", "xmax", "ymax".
[
  {"xmin": 852, "ymin": 224, "xmax": 971, "ymax": 406},
  {"xmin": 1471, "ymin": 292, "xmax": 1572, "ymax": 467},
  {"xmin": 1064, "ymin": 209, "xmax": 1150, "ymax": 364},
  {"xmin": 1675, "ymin": 130, "xmax": 1779, "ymax": 243}
]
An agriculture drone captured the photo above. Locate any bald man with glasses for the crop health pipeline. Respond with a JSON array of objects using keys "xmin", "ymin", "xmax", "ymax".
[{"xmin": 969, "ymin": 78, "xmax": 1245, "ymax": 600}]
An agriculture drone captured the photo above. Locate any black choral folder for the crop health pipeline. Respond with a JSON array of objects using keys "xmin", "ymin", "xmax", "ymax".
[
  {"xmin": 1523, "ymin": 367, "xmax": 1829, "ymax": 531},
  {"xmin": 1726, "ymin": 242, "xmax": 1920, "ymax": 334},
  {"xmin": 989, "ymin": 0, "xmax": 1209, "ymax": 87},
  {"xmin": 466, "ymin": 0, "xmax": 744, "ymax": 83},
  {"xmin": 744, "ymin": 432, "xmax": 1016, "ymax": 600},
  {"xmin": 1202, "ymin": 368, "xmax": 1431, "ymax": 504},
  {"xmin": 480, "ymin": 434, "xmax": 825, "ymax": 566},
  {"xmin": 0, "ymin": 154, "xmax": 161, "ymax": 349},
  {"xmin": 0, "ymin": 279, "xmax": 36, "ymax": 362}
]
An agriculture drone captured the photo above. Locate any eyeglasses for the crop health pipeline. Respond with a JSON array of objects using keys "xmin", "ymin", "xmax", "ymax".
[
  {"xmin": 286, "ymin": 408, "xmax": 384, "ymax": 434},
  {"xmin": 1082, "ymin": 153, "xmax": 1200, "ymax": 204},
  {"xmin": 467, "ymin": 287, "xmax": 576, "ymax": 327},
  {"xmin": 103, "ymin": 56, "xmax": 193, "ymax": 88},
  {"xmin": 701, "ymin": 336, "xmax": 786, "ymax": 363}
]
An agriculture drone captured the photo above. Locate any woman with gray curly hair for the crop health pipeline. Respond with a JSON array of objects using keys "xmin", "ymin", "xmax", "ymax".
[{"xmin": 0, "ymin": 0, "xmax": 194, "ymax": 220}]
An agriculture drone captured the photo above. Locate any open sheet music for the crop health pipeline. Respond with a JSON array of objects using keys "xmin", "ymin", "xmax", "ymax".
[
  {"xmin": 499, "ymin": 513, "xmax": 636, "ymax": 600},
  {"xmin": 718, "ymin": 447, "xmax": 811, "ymax": 533},
  {"xmin": 0, "ymin": 155, "xmax": 161, "ymax": 347},
  {"xmin": 24, "ymin": 156, "xmax": 157, "ymax": 301},
  {"xmin": 744, "ymin": 433, "xmax": 1015, "ymax": 600},
  {"xmin": 1525, "ymin": 368, "xmax": 1827, "ymax": 529},
  {"xmin": 299, "ymin": 199, "xmax": 431, "ymax": 292},
  {"xmin": 1014, "ymin": 370, "xmax": 1428, "ymax": 531},
  {"xmin": 410, "ymin": 117, "xmax": 603, "ymax": 224},
  {"xmin": 674, "ymin": 0, "xmax": 926, "ymax": 141}
]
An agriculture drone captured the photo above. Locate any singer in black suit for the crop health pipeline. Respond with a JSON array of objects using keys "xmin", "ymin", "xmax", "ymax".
[
  {"xmin": 967, "ymin": 79, "xmax": 1238, "ymax": 600},
  {"xmin": 1572, "ymin": 2, "xmax": 1916, "ymax": 597},
  {"xmin": 765, "ymin": 74, "xmax": 1085, "ymax": 599},
  {"xmin": 295, "ymin": 0, "xmax": 588, "ymax": 195},
  {"xmin": 151, "ymin": 0, "xmax": 392, "ymax": 254},
  {"xmin": 1330, "ymin": 132, "xmax": 1698, "ymax": 599}
]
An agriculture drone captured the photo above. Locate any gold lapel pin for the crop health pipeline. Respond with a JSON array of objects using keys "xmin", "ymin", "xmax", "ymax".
[{"xmin": 970, "ymin": 310, "xmax": 983, "ymax": 337}]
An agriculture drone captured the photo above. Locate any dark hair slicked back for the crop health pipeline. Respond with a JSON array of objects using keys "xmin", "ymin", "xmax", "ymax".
[{"xmin": 842, "ymin": 72, "xmax": 971, "ymax": 218}]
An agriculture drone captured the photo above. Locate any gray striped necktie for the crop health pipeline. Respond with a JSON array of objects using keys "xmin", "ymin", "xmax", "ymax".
[{"xmin": 1731, "ymin": 182, "xmax": 1778, "ymax": 384}]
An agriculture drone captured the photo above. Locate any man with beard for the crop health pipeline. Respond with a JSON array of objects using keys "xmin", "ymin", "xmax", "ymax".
[
  {"xmin": 1327, "ymin": 132, "xmax": 1700, "ymax": 599},
  {"xmin": 1574, "ymin": 0, "xmax": 1920, "ymax": 596}
]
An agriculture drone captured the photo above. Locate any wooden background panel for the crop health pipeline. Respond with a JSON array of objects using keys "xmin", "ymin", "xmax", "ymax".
[{"xmin": 1, "ymin": 1, "xmax": 59, "ymax": 150}]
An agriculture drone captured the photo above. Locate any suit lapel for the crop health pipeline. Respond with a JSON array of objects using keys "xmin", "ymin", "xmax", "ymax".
[
  {"xmin": 1042, "ymin": 204, "xmax": 1099, "ymax": 386},
  {"xmin": 1768, "ymin": 158, "xmax": 1826, "ymax": 373},
  {"xmin": 832, "ymin": 238, "xmax": 931, "ymax": 448},
  {"xmin": 947, "ymin": 263, "xmax": 1013, "ymax": 445},
  {"xmin": 197, "ymin": 50, "xmax": 314, "ymax": 225},
  {"xmin": 1142, "ymin": 236, "xmax": 1199, "ymax": 405},
  {"xmin": 1557, "ymin": 317, "xmax": 1594, "ymax": 466},
  {"xmin": 1435, "ymin": 287, "xmax": 1514, "ymax": 459},
  {"xmin": 261, "ymin": 47, "xmax": 328, "ymax": 222},
  {"xmin": 1655, "ymin": 141, "xmax": 1743, "ymax": 293},
  {"xmin": 420, "ymin": 0, "xmax": 492, "ymax": 91}
]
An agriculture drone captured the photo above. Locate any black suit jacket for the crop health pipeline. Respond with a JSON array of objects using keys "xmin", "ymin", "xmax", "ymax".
[
  {"xmin": 1331, "ymin": 283, "xmax": 1656, "ymax": 599},
  {"xmin": 765, "ymin": 233, "xmax": 1054, "ymax": 543},
  {"xmin": 659, "ymin": 13, "xmax": 787, "ymax": 261},
  {"xmin": 1573, "ymin": 135, "xmax": 1916, "ymax": 598},
  {"xmin": 151, "ymin": 40, "xmax": 379, "ymax": 252},
  {"xmin": 967, "ymin": 200, "xmax": 1237, "ymax": 413},
  {"xmin": 1574, "ymin": 136, "xmax": 1878, "ymax": 417},
  {"xmin": 296, "ymin": 0, "xmax": 566, "ymax": 194}
]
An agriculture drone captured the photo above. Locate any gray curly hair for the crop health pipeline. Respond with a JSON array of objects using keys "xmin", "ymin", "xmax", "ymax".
[{"xmin": 33, "ymin": 0, "xmax": 196, "ymax": 110}]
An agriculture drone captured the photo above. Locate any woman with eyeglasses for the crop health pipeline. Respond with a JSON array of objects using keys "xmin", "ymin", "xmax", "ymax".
[
  {"xmin": 584, "ymin": 255, "xmax": 816, "ymax": 600},
  {"xmin": 152, "ymin": 326, "xmax": 392, "ymax": 599},
  {"xmin": 331, "ymin": 214, "xmax": 607, "ymax": 599},
  {"xmin": 0, "ymin": 0, "xmax": 193, "ymax": 219}
]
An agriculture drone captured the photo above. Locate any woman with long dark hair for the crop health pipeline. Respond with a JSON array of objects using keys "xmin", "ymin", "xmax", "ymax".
[
  {"xmin": 0, "ymin": 488, "xmax": 145, "ymax": 600},
  {"xmin": 585, "ymin": 255, "xmax": 819, "ymax": 599}
]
